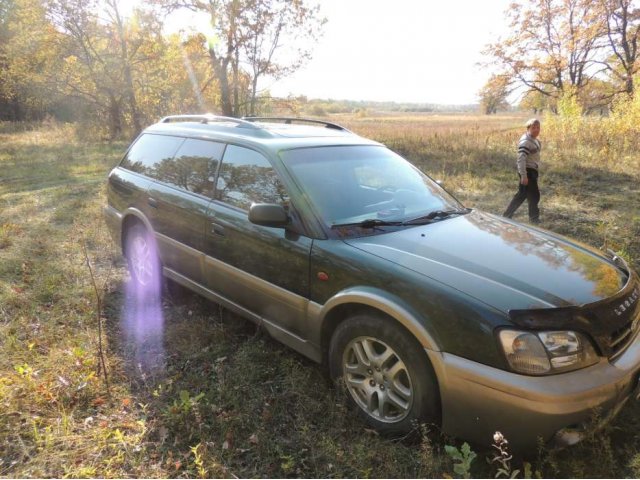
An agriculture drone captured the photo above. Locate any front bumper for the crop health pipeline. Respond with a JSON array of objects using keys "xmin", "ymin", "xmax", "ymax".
[{"xmin": 428, "ymin": 328, "xmax": 640, "ymax": 451}]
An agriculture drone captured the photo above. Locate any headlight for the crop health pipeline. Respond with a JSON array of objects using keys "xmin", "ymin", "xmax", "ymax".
[{"xmin": 498, "ymin": 330, "xmax": 599, "ymax": 375}]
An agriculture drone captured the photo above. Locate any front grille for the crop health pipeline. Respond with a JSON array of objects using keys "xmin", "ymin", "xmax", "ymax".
[{"xmin": 610, "ymin": 312, "xmax": 640, "ymax": 358}]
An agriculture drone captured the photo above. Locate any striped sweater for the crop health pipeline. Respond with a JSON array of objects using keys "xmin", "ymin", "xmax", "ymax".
[{"xmin": 516, "ymin": 133, "xmax": 541, "ymax": 176}]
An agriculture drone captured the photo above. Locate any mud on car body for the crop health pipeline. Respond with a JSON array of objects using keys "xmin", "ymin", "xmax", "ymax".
[{"xmin": 104, "ymin": 115, "xmax": 640, "ymax": 450}]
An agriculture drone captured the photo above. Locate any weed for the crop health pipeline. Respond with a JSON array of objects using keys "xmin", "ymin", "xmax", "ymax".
[
  {"xmin": 190, "ymin": 443, "xmax": 207, "ymax": 478},
  {"xmin": 445, "ymin": 442, "xmax": 477, "ymax": 478},
  {"xmin": 490, "ymin": 432, "xmax": 519, "ymax": 479},
  {"xmin": 172, "ymin": 389, "xmax": 206, "ymax": 415}
]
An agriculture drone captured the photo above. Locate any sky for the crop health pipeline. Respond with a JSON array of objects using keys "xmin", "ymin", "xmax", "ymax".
[
  {"xmin": 167, "ymin": 0, "xmax": 515, "ymax": 105},
  {"xmin": 269, "ymin": 0, "xmax": 514, "ymax": 105}
]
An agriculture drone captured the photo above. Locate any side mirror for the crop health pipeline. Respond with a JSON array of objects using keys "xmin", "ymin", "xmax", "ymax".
[{"xmin": 248, "ymin": 203, "xmax": 289, "ymax": 228}]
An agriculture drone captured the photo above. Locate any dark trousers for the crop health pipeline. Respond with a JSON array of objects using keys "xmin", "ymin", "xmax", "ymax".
[{"xmin": 503, "ymin": 168, "xmax": 540, "ymax": 221}]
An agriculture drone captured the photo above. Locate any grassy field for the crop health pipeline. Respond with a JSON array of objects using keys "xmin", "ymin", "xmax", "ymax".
[{"xmin": 1, "ymin": 114, "xmax": 639, "ymax": 478}]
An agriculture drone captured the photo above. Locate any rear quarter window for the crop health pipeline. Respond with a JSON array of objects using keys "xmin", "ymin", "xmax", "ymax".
[{"xmin": 120, "ymin": 134, "xmax": 184, "ymax": 177}]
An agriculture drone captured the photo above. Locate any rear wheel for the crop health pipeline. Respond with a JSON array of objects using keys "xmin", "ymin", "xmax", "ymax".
[
  {"xmin": 125, "ymin": 224, "xmax": 161, "ymax": 297},
  {"xmin": 329, "ymin": 313, "xmax": 440, "ymax": 435}
]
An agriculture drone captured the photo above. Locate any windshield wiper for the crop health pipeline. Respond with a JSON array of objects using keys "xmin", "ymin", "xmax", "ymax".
[
  {"xmin": 331, "ymin": 208, "xmax": 471, "ymax": 229},
  {"xmin": 331, "ymin": 219, "xmax": 405, "ymax": 229},
  {"xmin": 403, "ymin": 208, "xmax": 471, "ymax": 225}
]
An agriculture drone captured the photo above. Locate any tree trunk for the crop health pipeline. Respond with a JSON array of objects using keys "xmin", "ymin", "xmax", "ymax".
[
  {"xmin": 250, "ymin": 75, "xmax": 259, "ymax": 116},
  {"xmin": 625, "ymin": 75, "xmax": 634, "ymax": 95},
  {"xmin": 232, "ymin": 48, "xmax": 240, "ymax": 117},
  {"xmin": 124, "ymin": 64, "xmax": 142, "ymax": 133},
  {"xmin": 110, "ymin": 0, "xmax": 142, "ymax": 134},
  {"xmin": 108, "ymin": 95, "xmax": 122, "ymax": 140},
  {"xmin": 209, "ymin": 48, "xmax": 233, "ymax": 116}
]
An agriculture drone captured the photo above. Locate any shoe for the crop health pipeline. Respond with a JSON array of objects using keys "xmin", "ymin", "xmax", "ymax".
[{"xmin": 529, "ymin": 218, "xmax": 540, "ymax": 224}]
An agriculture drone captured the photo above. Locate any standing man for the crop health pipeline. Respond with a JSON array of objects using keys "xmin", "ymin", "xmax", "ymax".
[{"xmin": 503, "ymin": 118, "xmax": 541, "ymax": 223}]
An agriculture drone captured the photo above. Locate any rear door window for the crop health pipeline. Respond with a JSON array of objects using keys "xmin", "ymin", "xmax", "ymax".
[
  {"xmin": 216, "ymin": 145, "xmax": 289, "ymax": 210},
  {"xmin": 153, "ymin": 139, "xmax": 225, "ymax": 197},
  {"xmin": 120, "ymin": 134, "xmax": 184, "ymax": 176}
]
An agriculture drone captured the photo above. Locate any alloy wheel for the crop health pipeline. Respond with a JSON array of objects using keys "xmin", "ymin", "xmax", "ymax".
[
  {"xmin": 130, "ymin": 235, "xmax": 154, "ymax": 286},
  {"xmin": 342, "ymin": 336, "xmax": 414, "ymax": 423}
]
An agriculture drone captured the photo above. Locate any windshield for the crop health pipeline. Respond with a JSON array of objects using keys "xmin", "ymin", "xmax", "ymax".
[{"xmin": 280, "ymin": 146, "xmax": 463, "ymax": 231}]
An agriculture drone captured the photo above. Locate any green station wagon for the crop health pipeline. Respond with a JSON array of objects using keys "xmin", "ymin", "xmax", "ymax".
[{"xmin": 104, "ymin": 115, "xmax": 640, "ymax": 450}]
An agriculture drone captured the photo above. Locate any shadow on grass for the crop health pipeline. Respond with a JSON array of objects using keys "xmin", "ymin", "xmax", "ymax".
[{"xmin": 0, "ymin": 142, "xmax": 121, "ymax": 196}]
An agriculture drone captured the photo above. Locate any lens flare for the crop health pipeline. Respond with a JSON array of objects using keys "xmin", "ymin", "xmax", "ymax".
[{"xmin": 121, "ymin": 271, "xmax": 166, "ymax": 376}]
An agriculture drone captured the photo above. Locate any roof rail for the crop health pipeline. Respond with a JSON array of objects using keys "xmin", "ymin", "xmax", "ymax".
[
  {"xmin": 159, "ymin": 114, "xmax": 260, "ymax": 129},
  {"xmin": 242, "ymin": 117, "xmax": 351, "ymax": 132}
]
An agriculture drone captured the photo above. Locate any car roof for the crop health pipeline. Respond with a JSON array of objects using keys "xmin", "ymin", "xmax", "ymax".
[{"xmin": 143, "ymin": 115, "xmax": 382, "ymax": 152}]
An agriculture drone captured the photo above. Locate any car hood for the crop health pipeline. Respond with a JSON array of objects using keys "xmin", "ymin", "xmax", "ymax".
[{"xmin": 345, "ymin": 210, "xmax": 628, "ymax": 313}]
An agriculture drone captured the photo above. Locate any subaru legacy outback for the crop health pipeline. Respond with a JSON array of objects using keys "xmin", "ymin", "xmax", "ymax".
[{"xmin": 105, "ymin": 115, "xmax": 640, "ymax": 450}]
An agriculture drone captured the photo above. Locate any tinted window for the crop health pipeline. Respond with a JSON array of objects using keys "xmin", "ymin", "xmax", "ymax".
[
  {"xmin": 152, "ymin": 139, "xmax": 224, "ymax": 197},
  {"xmin": 216, "ymin": 145, "xmax": 289, "ymax": 210},
  {"xmin": 120, "ymin": 134, "xmax": 184, "ymax": 176}
]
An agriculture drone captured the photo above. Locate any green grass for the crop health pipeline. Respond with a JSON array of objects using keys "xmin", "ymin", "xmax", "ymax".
[{"xmin": 0, "ymin": 116, "xmax": 639, "ymax": 478}]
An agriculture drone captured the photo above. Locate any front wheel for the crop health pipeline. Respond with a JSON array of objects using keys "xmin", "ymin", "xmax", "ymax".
[{"xmin": 329, "ymin": 313, "xmax": 440, "ymax": 435}]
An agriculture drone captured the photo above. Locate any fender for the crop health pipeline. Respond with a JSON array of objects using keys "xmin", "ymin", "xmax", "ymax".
[
  {"xmin": 313, "ymin": 285, "xmax": 441, "ymax": 352},
  {"xmin": 120, "ymin": 207, "xmax": 157, "ymax": 252}
]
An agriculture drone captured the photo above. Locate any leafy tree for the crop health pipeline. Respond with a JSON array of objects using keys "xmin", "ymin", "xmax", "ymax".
[
  {"xmin": 484, "ymin": 0, "xmax": 606, "ymax": 101},
  {"xmin": 139, "ymin": 31, "xmax": 221, "ymax": 118},
  {"xmin": 46, "ymin": 0, "xmax": 129, "ymax": 137},
  {"xmin": 0, "ymin": 0, "xmax": 13, "ymax": 113},
  {"xmin": 240, "ymin": 0, "xmax": 325, "ymax": 115},
  {"xmin": 478, "ymin": 74, "xmax": 512, "ymax": 114},
  {"xmin": 600, "ymin": 0, "xmax": 640, "ymax": 95},
  {"xmin": 104, "ymin": 0, "xmax": 143, "ymax": 133},
  {"xmin": 41, "ymin": 0, "xmax": 216, "ymax": 137},
  {"xmin": 1, "ymin": 0, "xmax": 20, "ymax": 119},
  {"xmin": 0, "ymin": 0, "xmax": 62, "ymax": 120},
  {"xmin": 519, "ymin": 89, "xmax": 554, "ymax": 113},
  {"xmin": 155, "ymin": 0, "xmax": 324, "ymax": 117}
]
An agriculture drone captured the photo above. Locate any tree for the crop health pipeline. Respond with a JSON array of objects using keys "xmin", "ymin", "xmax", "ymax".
[
  {"xmin": 484, "ymin": 0, "xmax": 607, "ymax": 101},
  {"xmin": 519, "ymin": 89, "xmax": 554, "ymax": 113},
  {"xmin": 600, "ymin": 0, "xmax": 640, "ymax": 95},
  {"xmin": 46, "ymin": 0, "xmax": 128, "ymax": 137},
  {"xmin": 240, "ymin": 0, "xmax": 325, "ymax": 115},
  {"xmin": 104, "ymin": 0, "xmax": 142, "ymax": 133},
  {"xmin": 45, "ymin": 0, "xmax": 174, "ymax": 137},
  {"xmin": 478, "ymin": 74, "xmax": 512, "ymax": 114},
  {"xmin": 155, "ymin": 0, "xmax": 324, "ymax": 117},
  {"xmin": 0, "ymin": 0, "xmax": 62, "ymax": 120},
  {"xmin": 0, "ymin": 0, "xmax": 13, "ymax": 115},
  {"xmin": 0, "ymin": 0, "xmax": 20, "ymax": 119}
]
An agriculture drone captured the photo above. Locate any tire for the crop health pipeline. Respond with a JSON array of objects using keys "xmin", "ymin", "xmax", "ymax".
[
  {"xmin": 124, "ymin": 223, "xmax": 162, "ymax": 298},
  {"xmin": 329, "ymin": 313, "xmax": 440, "ymax": 435}
]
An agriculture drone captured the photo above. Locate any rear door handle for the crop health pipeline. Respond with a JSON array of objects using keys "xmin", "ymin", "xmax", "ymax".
[
  {"xmin": 148, "ymin": 197, "xmax": 158, "ymax": 208},
  {"xmin": 211, "ymin": 222, "xmax": 225, "ymax": 236}
]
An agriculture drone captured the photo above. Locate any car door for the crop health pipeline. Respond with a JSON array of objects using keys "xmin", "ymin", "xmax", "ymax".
[
  {"xmin": 203, "ymin": 144, "xmax": 313, "ymax": 337},
  {"xmin": 146, "ymin": 138, "xmax": 225, "ymax": 284}
]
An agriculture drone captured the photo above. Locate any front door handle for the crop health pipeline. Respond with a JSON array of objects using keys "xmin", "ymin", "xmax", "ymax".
[{"xmin": 148, "ymin": 197, "xmax": 158, "ymax": 209}]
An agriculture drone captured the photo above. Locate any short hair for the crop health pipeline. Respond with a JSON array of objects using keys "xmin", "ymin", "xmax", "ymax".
[{"xmin": 526, "ymin": 118, "xmax": 540, "ymax": 128}]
